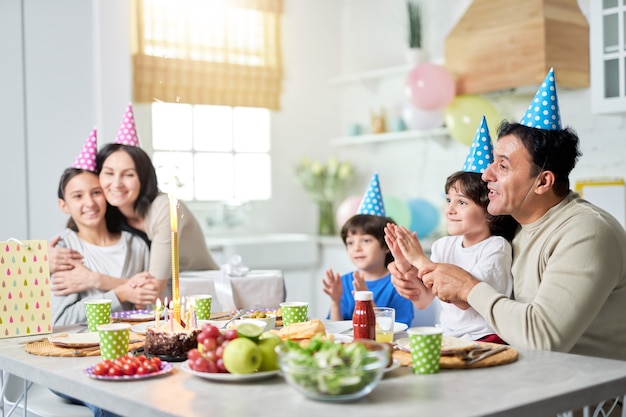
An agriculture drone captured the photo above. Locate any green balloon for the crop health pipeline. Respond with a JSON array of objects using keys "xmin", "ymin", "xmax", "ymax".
[{"xmin": 383, "ymin": 195, "xmax": 412, "ymax": 228}]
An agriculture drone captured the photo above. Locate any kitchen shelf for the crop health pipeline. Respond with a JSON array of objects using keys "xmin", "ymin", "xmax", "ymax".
[
  {"xmin": 330, "ymin": 127, "xmax": 449, "ymax": 146},
  {"xmin": 328, "ymin": 65, "xmax": 412, "ymax": 86}
]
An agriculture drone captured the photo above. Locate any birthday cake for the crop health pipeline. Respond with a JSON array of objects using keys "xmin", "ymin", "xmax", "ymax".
[{"xmin": 144, "ymin": 320, "xmax": 200, "ymax": 357}]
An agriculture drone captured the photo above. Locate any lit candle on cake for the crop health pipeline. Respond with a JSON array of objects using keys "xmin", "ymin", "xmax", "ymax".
[
  {"xmin": 169, "ymin": 193, "xmax": 181, "ymax": 323},
  {"xmin": 155, "ymin": 298, "xmax": 161, "ymax": 328}
]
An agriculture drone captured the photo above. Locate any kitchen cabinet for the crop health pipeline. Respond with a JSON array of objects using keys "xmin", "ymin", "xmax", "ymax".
[{"xmin": 590, "ymin": 0, "xmax": 626, "ymax": 113}]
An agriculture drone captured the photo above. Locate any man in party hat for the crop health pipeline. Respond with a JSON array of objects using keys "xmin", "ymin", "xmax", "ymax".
[
  {"xmin": 71, "ymin": 128, "xmax": 98, "ymax": 172},
  {"xmin": 398, "ymin": 68, "xmax": 626, "ymax": 365},
  {"xmin": 114, "ymin": 102, "xmax": 140, "ymax": 146},
  {"xmin": 322, "ymin": 171, "xmax": 415, "ymax": 326},
  {"xmin": 357, "ymin": 172, "xmax": 386, "ymax": 216},
  {"xmin": 386, "ymin": 115, "xmax": 517, "ymax": 344}
]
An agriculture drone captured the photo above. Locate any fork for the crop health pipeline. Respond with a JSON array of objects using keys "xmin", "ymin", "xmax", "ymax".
[{"xmin": 220, "ymin": 310, "xmax": 245, "ymax": 329}]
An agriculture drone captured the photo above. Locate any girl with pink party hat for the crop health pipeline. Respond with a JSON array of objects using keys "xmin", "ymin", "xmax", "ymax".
[{"xmin": 51, "ymin": 128, "xmax": 158, "ymax": 327}]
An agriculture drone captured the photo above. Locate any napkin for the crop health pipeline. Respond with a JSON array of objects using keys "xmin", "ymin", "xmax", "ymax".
[{"xmin": 214, "ymin": 255, "xmax": 250, "ymax": 311}]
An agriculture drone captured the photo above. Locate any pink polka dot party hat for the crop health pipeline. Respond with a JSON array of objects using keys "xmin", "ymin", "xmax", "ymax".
[
  {"xmin": 114, "ymin": 103, "xmax": 140, "ymax": 146},
  {"xmin": 71, "ymin": 128, "xmax": 98, "ymax": 172}
]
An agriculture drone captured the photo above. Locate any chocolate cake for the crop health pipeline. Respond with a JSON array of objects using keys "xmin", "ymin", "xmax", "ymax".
[{"xmin": 144, "ymin": 326, "xmax": 200, "ymax": 357}]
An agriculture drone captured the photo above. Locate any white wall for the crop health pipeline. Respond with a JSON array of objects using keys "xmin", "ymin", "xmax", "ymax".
[{"xmin": 1, "ymin": 0, "xmax": 625, "ymax": 242}]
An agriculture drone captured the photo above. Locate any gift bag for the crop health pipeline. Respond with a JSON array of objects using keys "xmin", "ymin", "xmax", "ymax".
[{"xmin": 0, "ymin": 239, "xmax": 52, "ymax": 338}]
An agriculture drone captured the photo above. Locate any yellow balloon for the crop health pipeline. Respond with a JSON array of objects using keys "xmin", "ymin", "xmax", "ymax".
[{"xmin": 444, "ymin": 95, "xmax": 502, "ymax": 146}]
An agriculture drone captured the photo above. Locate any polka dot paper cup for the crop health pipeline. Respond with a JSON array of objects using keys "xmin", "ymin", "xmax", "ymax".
[
  {"xmin": 407, "ymin": 326, "xmax": 443, "ymax": 374},
  {"xmin": 85, "ymin": 299, "xmax": 112, "ymax": 332},
  {"xmin": 97, "ymin": 323, "xmax": 131, "ymax": 361},
  {"xmin": 280, "ymin": 302, "xmax": 308, "ymax": 326},
  {"xmin": 190, "ymin": 295, "xmax": 212, "ymax": 320}
]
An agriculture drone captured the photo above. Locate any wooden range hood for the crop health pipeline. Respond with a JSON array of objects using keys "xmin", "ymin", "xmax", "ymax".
[{"xmin": 445, "ymin": 0, "xmax": 589, "ymax": 94}]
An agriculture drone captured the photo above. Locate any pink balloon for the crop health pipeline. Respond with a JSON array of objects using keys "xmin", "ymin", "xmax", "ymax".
[
  {"xmin": 405, "ymin": 63, "xmax": 456, "ymax": 111},
  {"xmin": 402, "ymin": 101, "xmax": 445, "ymax": 130},
  {"xmin": 335, "ymin": 195, "xmax": 362, "ymax": 229}
]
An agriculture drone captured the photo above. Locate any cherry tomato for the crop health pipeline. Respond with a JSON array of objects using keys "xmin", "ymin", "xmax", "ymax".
[
  {"xmin": 122, "ymin": 362, "xmax": 138, "ymax": 376},
  {"xmin": 136, "ymin": 365, "xmax": 150, "ymax": 375},
  {"xmin": 93, "ymin": 362, "xmax": 109, "ymax": 376},
  {"xmin": 150, "ymin": 357, "xmax": 162, "ymax": 370},
  {"xmin": 108, "ymin": 365, "xmax": 124, "ymax": 377}
]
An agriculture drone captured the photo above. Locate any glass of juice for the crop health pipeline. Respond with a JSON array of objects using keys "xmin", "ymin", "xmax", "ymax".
[{"xmin": 374, "ymin": 307, "xmax": 395, "ymax": 343}]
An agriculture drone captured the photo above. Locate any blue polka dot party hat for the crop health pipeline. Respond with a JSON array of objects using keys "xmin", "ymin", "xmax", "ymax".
[
  {"xmin": 357, "ymin": 172, "xmax": 386, "ymax": 216},
  {"xmin": 519, "ymin": 68, "xmax": 562, "ymax": 130},
  {"xmin": 462, "ymin": 116, "xmax": 493, "ymax": 174}
]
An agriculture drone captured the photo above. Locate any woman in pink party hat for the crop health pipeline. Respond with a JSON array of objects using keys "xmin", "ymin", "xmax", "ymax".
[
  {"xmin": 50, "ymin": 128, "xmax": 158, "ymax": 327},
  {"xmin": 393, "ymin": 69, "xmax": 626, "ymax": 364},
  {"xmin": 386, "ymin": 116, "xmax": 518, "ymax": 344},
  {"xmin": 322, "ymin": 172, "xmax": 415, "ymax": 326},
  {"xmin": 93, "ymin": 104, "xmax": 218, "ymax": 300}
]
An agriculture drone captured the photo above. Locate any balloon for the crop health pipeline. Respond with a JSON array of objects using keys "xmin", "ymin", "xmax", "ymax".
[
  {"xmin": 401, "ymin": 101, "xmax": 445, "ymax": 130},
  {"xmin": 335, "ymin": 195, "xmax": 362, "ymax": 229},
  {"xmin": 405, "ymin": 63, "xmax": 456, "ymax": 111},
  {"xmin": 444, "ymin": 95, "xmax": 502, "ymax": 146},
  {"xmin": 406, "ymin": 198, "xmax": 440, "ymax": 238},
  {"xmin": 383, "ymin": 195, "xmax": 412, "ymax": 228}
]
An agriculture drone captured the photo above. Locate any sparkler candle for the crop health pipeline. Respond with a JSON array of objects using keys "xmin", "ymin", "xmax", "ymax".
[{"xmin": 169, "ymin": 193, "xmax": 181, "ymax": 323}]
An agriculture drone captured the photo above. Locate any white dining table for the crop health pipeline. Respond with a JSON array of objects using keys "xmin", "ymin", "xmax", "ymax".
[{"xmin": 1, "ymin": 325, "xmax": 626, "ymax": 417}]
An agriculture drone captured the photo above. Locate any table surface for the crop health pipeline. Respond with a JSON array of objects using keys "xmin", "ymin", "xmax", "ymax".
[{"xmin": 2, "ymin": 326, "xmax": 626, "ymax": 417}]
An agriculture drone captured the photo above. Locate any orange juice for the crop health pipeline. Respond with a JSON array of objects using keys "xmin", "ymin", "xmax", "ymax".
[{"xmin": 375, "ymin": 330, "xmax": 393, "ymax": 343}]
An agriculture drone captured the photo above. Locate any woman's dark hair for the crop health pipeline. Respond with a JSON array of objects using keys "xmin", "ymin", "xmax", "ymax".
[
  {"xmin": 446, "ymin": 171, "xmax": 519, "ymax": 241},
  {"xmin": 96, "ymin": 143, "xmax": 159, "ymax": 218},
  {"xmin": 57, "ymin": 167, "xmax": 119, "ymax": 233},
  {"xmin": 497, "ymin": 121, "xmax": 582, "ymax": 197},
  {"xmin": 341, "ymin": 214, "xmax": 396, "ymax": 266}
]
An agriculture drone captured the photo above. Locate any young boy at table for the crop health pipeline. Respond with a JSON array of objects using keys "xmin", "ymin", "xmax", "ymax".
[
  {"xmin": 385, "ymin": 117, "xmax": 518, "ymax": 343},
  {"xmin": 322, "ymin": 173, "xmax": 414, "ymax": 326},
  {"xmin": 51, "ymin": 129, "xmax": 157, "ymax": 327}
]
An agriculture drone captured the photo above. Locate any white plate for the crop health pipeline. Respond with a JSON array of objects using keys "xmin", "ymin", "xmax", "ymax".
[
  {"xmin": 180, "ymin": 362, "xmax": 279, "ymax": 382},
  {"xmin": 131, "ymin": 319, "xmax": 219, "ymax": 334},
  {"xmin": 48, "ymin": 332, "xmax": 100, "ymax": 348},
  {"xmin": 323, "ymin": 320, "xmax": 408, "ymax": 336},
  {"xmin": 396, "ymin": 336, "xmax": 478, "ymax": 354}
]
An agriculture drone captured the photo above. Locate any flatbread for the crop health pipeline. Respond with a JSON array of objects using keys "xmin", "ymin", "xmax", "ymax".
[{"xmin": 270, "ymin": 319, "xmax": 326, "ymax": 340}]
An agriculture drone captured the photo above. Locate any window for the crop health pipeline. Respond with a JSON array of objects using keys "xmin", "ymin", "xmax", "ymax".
[{"xmin": 151, "ymin": 102, "xmax": 271, "ymax": 202}]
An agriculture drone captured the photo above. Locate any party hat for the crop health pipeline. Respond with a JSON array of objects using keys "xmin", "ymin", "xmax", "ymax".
[
  {"xmin": 462, "ymin": 116, "xmax": 493, "ymax": 173},
  {"xmin": 114, "ymin": 103, "xmax": 140, "ymax": 146},
  {"xmin": 519, "ymin": 68, "xmax": 562, "ymax": 130},
  {"xmin": 71, "ymin": 128, "xmax": 98, "ymax": 172},
  {"xmin": 357, "ymin": 173, "xmax": 386, "ymax": 216}
]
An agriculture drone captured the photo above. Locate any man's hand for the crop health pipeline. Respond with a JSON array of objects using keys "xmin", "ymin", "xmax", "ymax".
[
  {"xmin": 48, "ymin": 236, "xmax": 83, "ymax": 274},
  {"xmin": 421, "ymin": 263, "xmax": 480, "ymax": 303}
]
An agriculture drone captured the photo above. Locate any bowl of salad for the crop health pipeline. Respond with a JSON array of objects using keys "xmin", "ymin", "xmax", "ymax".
[{"xmin": 276, "ymin": 335, "xmax": 390, "ymax": 401}]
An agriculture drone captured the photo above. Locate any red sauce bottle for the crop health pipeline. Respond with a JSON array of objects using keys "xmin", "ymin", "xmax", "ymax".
[{"xmin": 352, "ymin": 291, "xmax": 375, "ymax": 340}]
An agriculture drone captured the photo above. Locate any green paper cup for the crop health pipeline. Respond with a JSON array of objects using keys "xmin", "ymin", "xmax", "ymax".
[
  {"xmin": 280, "ymin": 302, "xmax": 308, "ymax": 326},
  {"xmin": 407, "ymin": 326, "xmax": 443, "ymax": 374},
  {"xmin": 191, "ymin": 295, "xmax": 212, "ymax": 320},
  {"xmin": 85, "ymin": 299, "xmax": 112, "ymax": 332},
  {"xmin": 97, "ymin": 323, "xmax": 131, "ymax": 361}
]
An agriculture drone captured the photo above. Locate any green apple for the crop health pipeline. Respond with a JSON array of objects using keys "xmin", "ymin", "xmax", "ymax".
[
  {"xmin": 223, "ymin": 337, "xmax": 262, "ymax": 374},
  {"xmin": 257, "ymin": 332, "xmax": 283, "ymax": 372}
]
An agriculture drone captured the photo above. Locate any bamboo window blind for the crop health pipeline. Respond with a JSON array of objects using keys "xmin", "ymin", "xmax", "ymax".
[{"xmin": 132, "ymin": 0, "xmax": 283, "ymax": 110}]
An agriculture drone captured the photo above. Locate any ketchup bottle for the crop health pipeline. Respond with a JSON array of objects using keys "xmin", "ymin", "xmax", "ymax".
[{"xmin": 352, "ymin": 291, "xmax": 375, "ymax": 340}]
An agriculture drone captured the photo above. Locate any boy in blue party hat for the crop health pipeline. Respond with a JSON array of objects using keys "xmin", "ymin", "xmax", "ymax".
[
  {"xmin": 322, "ymin": 173, "xmax": 414, "ymax": 326},
  {"xmin": 386, "ymin": 116, "xmax": 518, "ymax": 343}
]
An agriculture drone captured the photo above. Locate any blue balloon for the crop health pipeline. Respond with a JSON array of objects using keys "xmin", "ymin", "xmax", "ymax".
[{"xmin": 406, "ymin": 198, "xmax": 440, "ymax": 238}]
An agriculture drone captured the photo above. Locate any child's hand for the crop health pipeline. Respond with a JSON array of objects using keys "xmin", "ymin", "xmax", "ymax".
[
  {"xmin": 384, "ymin": 223, "xmax": 412, "ymax": 273},
  {"xmin": 322, "ymin": 269, "xmax": 342, "ymax": 303},
  {"xmin": 396, "ymin": 225, "xmax": 429, "ymax": 269},
  {"xmin": 352, "ymin": 271, "xmax": 367, "ymax": 293}
]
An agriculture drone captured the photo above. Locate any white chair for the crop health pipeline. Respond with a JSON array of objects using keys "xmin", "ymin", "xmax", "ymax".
[{"xmin": 2, "ymin": 372, "xmax": 92, "ymax": 417}]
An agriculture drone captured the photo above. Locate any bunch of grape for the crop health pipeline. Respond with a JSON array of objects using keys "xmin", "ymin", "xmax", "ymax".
[{"xmin": 187, "ymin": 323, "xmax": 238, "ymax": 373}]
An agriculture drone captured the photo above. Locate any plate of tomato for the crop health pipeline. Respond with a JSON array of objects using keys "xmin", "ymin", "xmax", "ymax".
[{"xmin": 84, "ymin": 354, "xmax": 173, "ymax": 380}]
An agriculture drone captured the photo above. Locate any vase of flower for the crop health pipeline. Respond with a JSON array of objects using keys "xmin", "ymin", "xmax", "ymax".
[
  {"xmin": 405, "ymin": 1, "xmax": 426, "ymax": 65},
  {"xmin": 318, "ymin": 200, "xmax": 336, "ymax": 236},
  {"xmin": 295, "ymin": 157, "xmax": 354, "ymax": 236}
]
